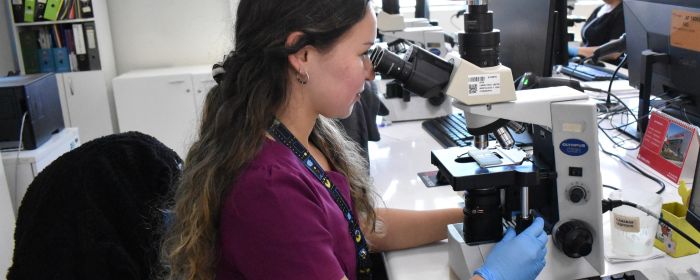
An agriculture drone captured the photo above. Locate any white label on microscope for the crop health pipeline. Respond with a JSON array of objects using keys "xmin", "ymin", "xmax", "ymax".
[{"xmin": 467, "ymin": 74, "xmax": 500, "ymax": 96}]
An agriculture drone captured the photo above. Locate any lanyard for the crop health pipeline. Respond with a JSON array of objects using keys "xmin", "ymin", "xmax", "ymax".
[{"xmin": 268, "ymin": 120, "xmax": 372, "ymax": 279}]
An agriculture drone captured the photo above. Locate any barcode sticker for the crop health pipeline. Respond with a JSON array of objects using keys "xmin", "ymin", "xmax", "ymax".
[{"xmin": 467, "ymin": 74, "xmax": 501, "ymax": 96}]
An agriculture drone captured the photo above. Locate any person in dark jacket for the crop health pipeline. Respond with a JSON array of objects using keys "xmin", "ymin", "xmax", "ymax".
[{"xmin": 569, "ymin": 0, "xmax": 624, "ymax": 60}]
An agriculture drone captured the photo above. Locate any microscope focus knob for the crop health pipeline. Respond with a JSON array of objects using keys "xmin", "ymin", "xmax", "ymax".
[
  {"xmin": 568, "ymin": 186, "xmax": 586, "ymax": 203},
  {"xmin": 554, "ymin": 220, "xmax": 593, "ymax": 258}
]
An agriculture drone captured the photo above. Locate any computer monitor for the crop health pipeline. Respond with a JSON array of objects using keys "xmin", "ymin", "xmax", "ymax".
[
  {"xmin": 624, "ymin": 0, "xmax": 700, "ymax": 137},
  {"xmin": 687, "ymin": 156, "xmax": 700, "ymax": 233},
  {"xmin": 490, "ymin": 0, "xmax": 568, "ymax": 78}
]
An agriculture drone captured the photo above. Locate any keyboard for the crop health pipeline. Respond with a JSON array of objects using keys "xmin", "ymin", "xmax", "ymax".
[
  {"xmin": 422, "ymin": 113, "xmax": 473, "ymax": 147},
  {"xmin": 421, "ymin": 113, "xmax": 534, "ymax": 148},
  {"xmin": 559, "ymin": 62, "xmax": 628, "ymax": 81}
]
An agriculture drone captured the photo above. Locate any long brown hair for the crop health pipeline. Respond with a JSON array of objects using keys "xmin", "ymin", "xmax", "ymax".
[{"xmin": 161, "ymin": 0, "xmax": 375, "ymax": 279}]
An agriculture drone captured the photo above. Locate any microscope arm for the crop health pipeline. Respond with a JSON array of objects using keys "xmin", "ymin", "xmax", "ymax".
[{"xmin": 456, "ymin": 86, "xmax": 590, "ymax": 128}]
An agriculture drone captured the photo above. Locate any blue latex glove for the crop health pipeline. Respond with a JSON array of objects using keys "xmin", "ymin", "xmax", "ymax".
[{"xmin": 473, "ymin": 217, "xmax": 548, "ymax": 280}]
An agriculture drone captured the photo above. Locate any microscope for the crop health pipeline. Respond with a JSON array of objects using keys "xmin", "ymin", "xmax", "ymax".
[
  {"xmin": 369, "ymin": 1, "xmax": 605, "ymax": 279},
  {"xmin": 374, "ymin": 8, "xmax": 455, "ymax": 122}
]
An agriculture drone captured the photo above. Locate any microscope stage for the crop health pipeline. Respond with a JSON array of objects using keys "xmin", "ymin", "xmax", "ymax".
[{"xmin": 430, "ymin": 146, "xmax": 540, "ymax": 191}]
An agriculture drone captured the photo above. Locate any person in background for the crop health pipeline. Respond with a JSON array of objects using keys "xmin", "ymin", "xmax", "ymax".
[
  {"xmin": 161, "ymin": 1, "xmax": 548, "ymax": 280},
  {"xmin": 569, "ymin": 0, "xmax": 624, "ymax": 60}
]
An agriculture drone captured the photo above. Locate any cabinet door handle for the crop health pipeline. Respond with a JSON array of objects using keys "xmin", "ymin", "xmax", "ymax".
[
  {"xmin": 168, "ymin": 80, "xmax": 186, "ymax": 84},
  {"xmin": 68, "ymin": 78, "xmax": 75, "ymax": 96}
]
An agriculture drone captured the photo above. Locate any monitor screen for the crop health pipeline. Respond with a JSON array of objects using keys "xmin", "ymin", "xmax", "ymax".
[
  {"xmin": 687, "ymin": 157, "xmax": 700, "ymax": 232},
  {"xmin": 624, "ymin": 0, "xmax": 700, "ymax": 134},
  {"xmin": 490, "ymin": 0, "xmax": 567, "ymax": 78}
]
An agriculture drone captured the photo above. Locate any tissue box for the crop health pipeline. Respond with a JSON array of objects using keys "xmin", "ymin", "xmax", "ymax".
[{"xmin": 654, "ymin": 202, "xmax": 700, "ymax": 257}]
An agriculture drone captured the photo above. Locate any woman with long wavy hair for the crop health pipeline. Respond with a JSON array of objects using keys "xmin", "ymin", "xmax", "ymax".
[{"xmin": 161, "ymin": 0, "xmax": 548, "ymax": 279}]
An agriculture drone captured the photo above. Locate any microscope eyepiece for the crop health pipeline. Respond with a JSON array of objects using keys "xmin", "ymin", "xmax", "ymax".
[
  {"xmin": 369, "ymin": 46, "xmax": 412, "ymax": 82},
  {"xmin": 369, "ymin": 45, "xmax": 454, "ymax": 99}
]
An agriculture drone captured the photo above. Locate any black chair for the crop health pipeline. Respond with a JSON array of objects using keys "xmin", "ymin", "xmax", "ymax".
[{"xmin": 7, "ymin": 132, "xmax": 182, "ymax": 280}]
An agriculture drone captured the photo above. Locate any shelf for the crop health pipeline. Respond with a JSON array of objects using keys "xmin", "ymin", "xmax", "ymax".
[{"xmin": 15, "ymin": 18, "xmax": 95, "ymax": 27}]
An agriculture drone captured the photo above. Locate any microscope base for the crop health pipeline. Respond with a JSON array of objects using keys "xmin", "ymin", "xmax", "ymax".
[
  {"xmin": 447, "ymin": 223, "xmax": 490, "ymax": 280},
  {"xmin": 447, "ymin": 223, "xmax": 602, "ymax": 280}
]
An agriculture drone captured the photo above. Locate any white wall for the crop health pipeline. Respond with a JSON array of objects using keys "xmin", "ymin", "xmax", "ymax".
[
  {"xmin": 107, "ymin": 0, "xmax": 235, "ymax": 74},
  {"xmin": 1, "ymin": 2, "xmax": 19, "ymax": 75}
]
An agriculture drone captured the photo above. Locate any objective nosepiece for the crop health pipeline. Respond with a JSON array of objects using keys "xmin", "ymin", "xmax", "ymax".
[
  {"xmin": 474, "ymin": 134, "xmax": 489, "ymax": 150},
  {"xmin": 493, "ymin": 126, "xmax": 515, "ymax": 149}
]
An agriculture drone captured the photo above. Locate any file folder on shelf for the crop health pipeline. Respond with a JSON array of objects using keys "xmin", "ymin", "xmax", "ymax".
[
  {"xmin": 78, "ymin": 0, "xmax": 92, "ymax": 18},
  {"xmin": 12, "ymin": 0, "xmax": 24, "ymax": 23},
  {"xmin": 34, "ymin": 0, "xmax": 47, "ymax": 21},
  {"xmin": 56, "ymin": 0, "xmax": 72, "ymax": 20},
  {"xmin": 39, "ymin": 48, "xmax": 56, "ymax": 73},
  {"xmin": 19, "ymin": 30, "xmax": 40, "ymax": 74},
  {"xmin": 72, "ymin": 24, "xmax": 90, "ymax": 71},
  {"xmin": 23, "ymin": 0, "xmax": 36, "ymax": 22},
  {"xmin": 43, "ymin": 0, "xmax": 63, "ymax": 21},
  {"xmin": 52, "ymin": 47, "xmax": 70, "ymax": 73},
  {"xmin": 83, "ymin": 22, "xmax": 100, "ymax": 70}
]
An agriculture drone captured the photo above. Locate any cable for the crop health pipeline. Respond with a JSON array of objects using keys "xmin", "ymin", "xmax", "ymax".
[
  {"xmin": 14, "ymin": 112, "xmax": 28, "ymax": 206},
  {"xmin": 449, "ymin": 14, "xmax": 462, "ymax": 31},
  {"xmin": 605, "ymin": 54, "xmax": 628, "ymax": 108},
  {"xmin": 598, "ymin": 143, "xmax": 665, "ymax": 194},
  {"xmin": 603, "ymin": 185, "xmax": 619, "ymax": 191},
  {"xmin": 602, "ymin": 198, "xmax": 700, "ymax": 250}
]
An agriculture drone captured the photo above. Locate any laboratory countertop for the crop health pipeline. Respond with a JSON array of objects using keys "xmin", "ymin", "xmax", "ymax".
[{"xmin": 368, "ymin": 118, "xmax": 700, "ymax": 280}]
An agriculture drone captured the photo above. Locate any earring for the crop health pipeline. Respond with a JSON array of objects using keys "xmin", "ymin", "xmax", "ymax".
[{"xmin": 296, "ymin": 68, "xmax": 309, "ymax": 85}]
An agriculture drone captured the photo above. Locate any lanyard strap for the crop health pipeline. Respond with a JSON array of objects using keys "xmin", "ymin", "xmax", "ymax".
[{"xmin": 268, "ymin": 120, "xmax": 372, "ymax": 279}]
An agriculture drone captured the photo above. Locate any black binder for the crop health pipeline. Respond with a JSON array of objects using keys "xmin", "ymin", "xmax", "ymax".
[
  {"xmin": 78, "ymin": 0, "xmax": 93, "ymax": 18},
  {"xmin": 12, "ymin": 0, "xmax": 24, "ymax": 23},
  {"xmin": 82, "ymin": 22, "xmax": 101, "ymax": 70},
  {"xmin": 34, "ymin": 0, "xmax": 47, "ymax": 21},
  {"xmin": 72, "ymin": 23, "xmax": 90, "ymax": 71}
]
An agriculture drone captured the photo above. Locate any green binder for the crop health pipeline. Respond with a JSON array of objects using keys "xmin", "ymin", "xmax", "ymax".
[
  {"xmin": 23, "ymin": 0, "xmax": 36, "ymax": 22},
  {"xmin": 43, "ymin": 0, "xmax": 63, "ymax": 21}
]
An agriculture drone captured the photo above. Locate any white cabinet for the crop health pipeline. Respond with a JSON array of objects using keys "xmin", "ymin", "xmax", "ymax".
[
  {"xmin": 1, "ymin": 128, "xmax": 80, "ymax": 215},
  {"xmin": 56, "ymin": 71, "xmax": 114, "ymax": 143},
  {"xmin": 113, "ymin": 66, "xmax": 215, "ymax": 158}
]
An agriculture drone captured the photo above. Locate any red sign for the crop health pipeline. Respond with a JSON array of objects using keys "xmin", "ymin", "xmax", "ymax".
[{"xmin": 637, "ymin": 111, "xmax": 696, "ymax": 183}]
